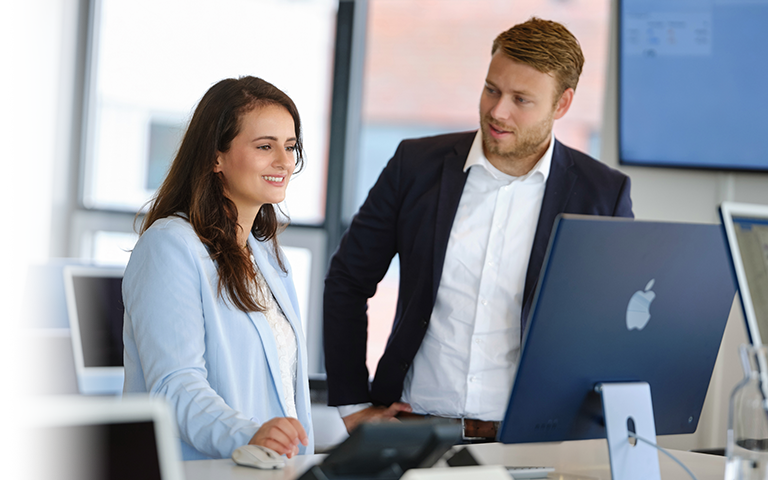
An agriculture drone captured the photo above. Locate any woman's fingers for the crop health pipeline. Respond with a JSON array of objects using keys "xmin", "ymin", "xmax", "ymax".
[{"xmin": 249, "ymin": 417, "xmax": 309, "ymax": 457}]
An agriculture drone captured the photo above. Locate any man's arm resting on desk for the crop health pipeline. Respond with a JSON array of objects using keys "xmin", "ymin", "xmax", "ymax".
[{"xmin": 337, "ymin": 402, "xmax": 412, "ymax": 433}]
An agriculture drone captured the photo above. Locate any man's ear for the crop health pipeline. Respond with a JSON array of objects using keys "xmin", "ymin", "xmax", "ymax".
[{"xmin": 553, "ymin": 88, "xmax": 574, "ymax": 120}]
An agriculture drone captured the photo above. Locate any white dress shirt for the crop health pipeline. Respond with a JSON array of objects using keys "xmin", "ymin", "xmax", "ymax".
[
  {"xmin": 406, "ymin": 130, "xmax": 552, "ymax": 420},
  {"xmin": 339, "ymin": 131, "xmax": 553, "ymax": 421}
]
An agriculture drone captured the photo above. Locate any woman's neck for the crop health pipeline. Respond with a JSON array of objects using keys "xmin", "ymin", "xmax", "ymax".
[{"xmin": 235, "ymin": 203, "xmax": 261, "ymax": 248}]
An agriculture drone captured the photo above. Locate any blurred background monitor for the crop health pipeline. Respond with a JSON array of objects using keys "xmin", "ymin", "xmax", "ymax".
[
  {"xmin": 720, "ymin": 202, "xmax": 768, "ymax": 345},
  {"xmin": 64, "ymin": 265, "xmax": 125, "ymax": 395},
  {"xmin": 24, "ymin": 396, "xmax": 183, "ymax": 480},
  {"xmin": 619, "ymin": 0, "xmax": 768, "ymax": 171}
]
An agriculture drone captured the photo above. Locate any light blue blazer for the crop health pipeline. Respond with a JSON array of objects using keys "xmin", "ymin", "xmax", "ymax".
[{"xmin": 122, "ymin": 216, "xmax": 314, "ymax": 460}]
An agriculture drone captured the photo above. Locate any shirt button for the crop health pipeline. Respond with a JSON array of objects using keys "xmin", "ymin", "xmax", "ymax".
[
  {"xmin": 469, "ymin": 375, "xmax": 476, "ymax": 383},
  {"xmin": 481, "ymin": 299, "xmax": 488, "ymax": 306}
]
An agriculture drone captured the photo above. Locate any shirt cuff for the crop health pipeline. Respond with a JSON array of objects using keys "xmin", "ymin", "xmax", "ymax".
[{"xmin": 337, "ymin": 403, "xmax": 373, "ymax": 419}]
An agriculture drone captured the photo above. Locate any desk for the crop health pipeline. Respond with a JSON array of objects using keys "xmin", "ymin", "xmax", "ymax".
[{"xmin": 183, "ymin": 439, "xmax": 725, "ymax": 480}]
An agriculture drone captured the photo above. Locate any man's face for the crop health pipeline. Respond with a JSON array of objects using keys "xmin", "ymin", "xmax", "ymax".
[{"xmin": 479, "ymin": 51, "xmax": 571, "ymax": 171}]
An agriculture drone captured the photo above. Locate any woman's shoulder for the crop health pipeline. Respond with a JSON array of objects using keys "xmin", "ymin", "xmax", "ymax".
[
  {"xmin": 143, "ymin": 215, "xmax": 196, "ymax": 237},
  {"xmin": 136, "ymin": 215, "xmax": 201, "ymax": 252}
]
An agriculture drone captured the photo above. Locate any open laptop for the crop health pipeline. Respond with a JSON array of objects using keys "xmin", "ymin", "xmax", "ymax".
[
  {"xmin": 23, "ymin": 395, "xmax": 184, "ymax": 480},
  {"xmin": 499, "ymin": 215, "xmax": 736, "ymax": 443},
  {"xmin": 720, "ymin": 201, "xmax": 768, "ymax": 345},
  {"xmin": 63, "ymin": 265, "xmax": 125, "ymax": 395}
]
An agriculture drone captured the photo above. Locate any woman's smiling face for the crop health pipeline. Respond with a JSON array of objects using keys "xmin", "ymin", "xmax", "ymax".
[{"xmin": 214, "ymin": 103, "xmax": 297, "ymax": 214}]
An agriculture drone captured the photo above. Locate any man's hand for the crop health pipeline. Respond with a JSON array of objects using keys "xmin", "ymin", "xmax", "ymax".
[
  {"xmin": 249, "ymin": 417, "xmax": 309, "ymax": 459},
  {"xmin": 341, "ymin": 402, "xmax": 412, "ymax": 433}
]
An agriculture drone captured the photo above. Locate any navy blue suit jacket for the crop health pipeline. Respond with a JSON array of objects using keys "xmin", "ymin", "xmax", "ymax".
[{"xmin": 324, "ymin": 131, "xmax": 633, "ymax": 407}]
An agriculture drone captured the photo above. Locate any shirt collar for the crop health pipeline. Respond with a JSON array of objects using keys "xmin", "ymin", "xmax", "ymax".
[{"xmin": 464, "ymin": 130, "xmax": 554, "ymax": 184}]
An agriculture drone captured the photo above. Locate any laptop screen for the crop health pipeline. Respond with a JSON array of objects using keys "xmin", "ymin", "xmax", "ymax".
[
  {"xmin": 731, "ymin": 217, "xmax": 768, "ymax": 330},
  {"xmin": 24, "ymin": 396, "xmax": 183, "ymax": 480},
  {"xmin": 31, "ymin": 421, "xmax": 162, "ymax": 480},
  {"xmin": 721, "ymin": 202, "xmax": 768, "ymax": 345}
]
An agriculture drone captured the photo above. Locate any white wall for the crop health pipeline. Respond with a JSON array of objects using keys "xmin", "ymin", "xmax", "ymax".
[{"xmin": 6, "ymin": 0, "xmax": 62, "ymax": 332}]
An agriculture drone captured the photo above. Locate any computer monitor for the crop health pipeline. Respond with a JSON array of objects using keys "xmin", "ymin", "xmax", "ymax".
[
  {"xmin": 498, "ymin": 215, "xmax": 735, "ymax": 445},
  {"xmin": 23, "ymin": 395, "xmax": 184, "ymax": 480},
  {"xmin": 719, "ymin": 201, "xmax": 768, "ymax": 346},
  {"xmin": 63, "ymin": 265, "xmax": 125, "ymax": 395}
]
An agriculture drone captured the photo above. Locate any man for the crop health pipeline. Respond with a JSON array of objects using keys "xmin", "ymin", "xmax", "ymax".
[{"xmin": 323, "ymin": 17, "xmax": 633, "ymax": 440}]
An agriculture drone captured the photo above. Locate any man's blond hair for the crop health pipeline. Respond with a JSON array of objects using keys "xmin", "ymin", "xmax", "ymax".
[{"xmin": 492, "ymin": 17, "xmax": 585, "ymax": 99}]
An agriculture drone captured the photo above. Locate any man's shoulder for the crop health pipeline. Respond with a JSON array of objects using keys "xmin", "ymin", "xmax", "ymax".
[
  {"xmin": 553, "ymin": 140, "xmax": 628, "ymax": 183},
  {"xmin": 397, "ymin": 130, "xmax": 476, "ymax": 157}
]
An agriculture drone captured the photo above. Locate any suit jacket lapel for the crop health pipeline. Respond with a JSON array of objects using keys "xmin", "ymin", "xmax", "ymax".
[
  {"xmin": 521, "ymin": 140, "xmax": 577, "ymax": 334},
  {"xmin": 246, "ymin": 238, "xmax": 304, "ymax": 417},
  {"xmin": 249, "ymin": 239, "xmax": 313, "ymax": 433},
  {"xmin": 432, "ymin": 133, "xmax": 474, "ymax": 303}
]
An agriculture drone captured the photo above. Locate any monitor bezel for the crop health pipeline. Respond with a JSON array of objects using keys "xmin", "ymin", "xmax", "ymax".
[
  {"xmin": 25, "ymin": 395, "xmax": 184, "ymax": 480},
  {"xmin": 63, "ymin": 264, "xmax": 125, "ymax": 395},
  {"xmin": 719, "ymin": 201, "xmax": 768, "ymax": 346}
]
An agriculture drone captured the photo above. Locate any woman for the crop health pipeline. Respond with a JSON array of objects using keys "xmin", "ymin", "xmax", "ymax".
[{"xmin": 122, "ymin": 76, "xmax": 313, "ymax": 460}]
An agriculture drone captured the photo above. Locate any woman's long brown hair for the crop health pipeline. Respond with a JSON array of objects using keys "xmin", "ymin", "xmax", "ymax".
[{"xmin": 140, "ymin": 76, "xmax": 304, "ymax": 312}]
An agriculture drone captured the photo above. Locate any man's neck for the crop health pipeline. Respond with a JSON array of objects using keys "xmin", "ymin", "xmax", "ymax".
[{"xmin": 486, "ymin": 141, "xmax": 549, "ymax": 177}]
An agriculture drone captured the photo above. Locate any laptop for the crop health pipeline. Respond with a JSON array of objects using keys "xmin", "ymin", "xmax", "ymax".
[
  {"xmin": 22, "ymin": 395, "xmax": 184, "ymax": 480},
  {"xmin": 498, "ymin": 215, "xmax": 736, "ymax": 443},
  {"xmin": 719, "ymin": 201, "xmax": 768, "ymax": 345},
  {"xmin": 63, "ymin": 265, "xmax": 125, "ymax": 395}
]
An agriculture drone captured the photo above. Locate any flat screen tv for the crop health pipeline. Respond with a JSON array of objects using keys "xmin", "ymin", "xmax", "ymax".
[{"xmin": 619, "ymin": 0, "xmax": 768, "ymax": 171}]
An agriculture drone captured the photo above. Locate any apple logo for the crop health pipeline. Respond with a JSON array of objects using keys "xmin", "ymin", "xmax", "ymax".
[{"xmin": 626, "ymin": 279, "xmax": 656, "ymax": 331}]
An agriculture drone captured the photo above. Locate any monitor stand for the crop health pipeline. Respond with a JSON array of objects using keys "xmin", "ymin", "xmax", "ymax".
[{"xmin": 597, "ymin": 382, "xmax": 661, "ymax": 480}]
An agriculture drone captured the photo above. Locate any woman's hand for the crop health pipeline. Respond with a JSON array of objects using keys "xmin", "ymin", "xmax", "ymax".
[
  {"xmin": 248, "ymin": 417, "xmax": 309, "ymax": 458},
  {"xmin": 341, "ymin": 402, "xmax": 412, "ymax": 433}
]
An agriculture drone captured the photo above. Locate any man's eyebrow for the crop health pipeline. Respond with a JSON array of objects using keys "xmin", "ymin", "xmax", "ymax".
[{"xmin": 485, "ymin": 80, "xmax": 536, "ymax": 97}]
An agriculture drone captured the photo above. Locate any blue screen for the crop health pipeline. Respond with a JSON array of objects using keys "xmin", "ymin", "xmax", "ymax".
[{"xmin": 620, "ymin": 0, "xmax": 768, "ymax": 171}]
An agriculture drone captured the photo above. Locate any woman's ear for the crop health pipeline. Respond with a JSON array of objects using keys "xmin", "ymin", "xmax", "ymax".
[{"xmin": 213, "ymin": 153, "xmax": 224, "ymax": 173}]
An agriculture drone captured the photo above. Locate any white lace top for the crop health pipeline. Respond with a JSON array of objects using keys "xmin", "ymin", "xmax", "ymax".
[{"xmin": 250, "ymin": 252, "xmax": 298, "ymax": 419}]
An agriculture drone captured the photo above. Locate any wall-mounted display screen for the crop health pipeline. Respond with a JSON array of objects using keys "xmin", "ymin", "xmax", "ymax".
[{"xmin": 619, "ymin": 0, "xmax": 768, "ymax": 171}]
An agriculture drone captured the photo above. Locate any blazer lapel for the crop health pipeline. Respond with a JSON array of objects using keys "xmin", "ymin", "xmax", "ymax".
[
  {"xmin": 521, "ymin": 140, "xmax": 577, "ymax": 334},
  {"xmin": 250, "ymin": 240, "xmax": 313, "ymax": 433},
  {"xmin": 250, "ymin": 239, "xmax": 302, "ymax": 334},
  {"xmin": 245, "ymin": 308, "xmax": 287, "ymax": 416},
  {"xmin": 246, "ymin": 238, "xmax": 305, "ymax": 418},
  {"xmin": 432, "ymin": 133, "xmax": 473, "ymax": 303}
]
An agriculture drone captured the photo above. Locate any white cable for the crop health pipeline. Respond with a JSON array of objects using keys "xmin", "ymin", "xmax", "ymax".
[{"xmin": 627, "ymin": 431, "xmax": 699, "ymax": 480}]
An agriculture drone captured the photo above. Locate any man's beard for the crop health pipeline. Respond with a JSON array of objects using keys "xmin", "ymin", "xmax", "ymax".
[{"xmin": 480, "ymin": 109, "xmax": 554, "ymax": 161}]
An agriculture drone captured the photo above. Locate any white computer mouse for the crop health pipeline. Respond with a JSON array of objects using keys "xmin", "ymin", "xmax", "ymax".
[{"xmin": 232, "ymin": 444, "xmax": 286, "ymax": 469}]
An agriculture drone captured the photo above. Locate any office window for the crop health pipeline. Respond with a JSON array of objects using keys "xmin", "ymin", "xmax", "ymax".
[
  {"xmin": 357, "ymin": 0, "xmax": 611, "ymax": 374},
  {"xmin": 82, "ymin": 0, "xmax": 337, "ymax": 225}
]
